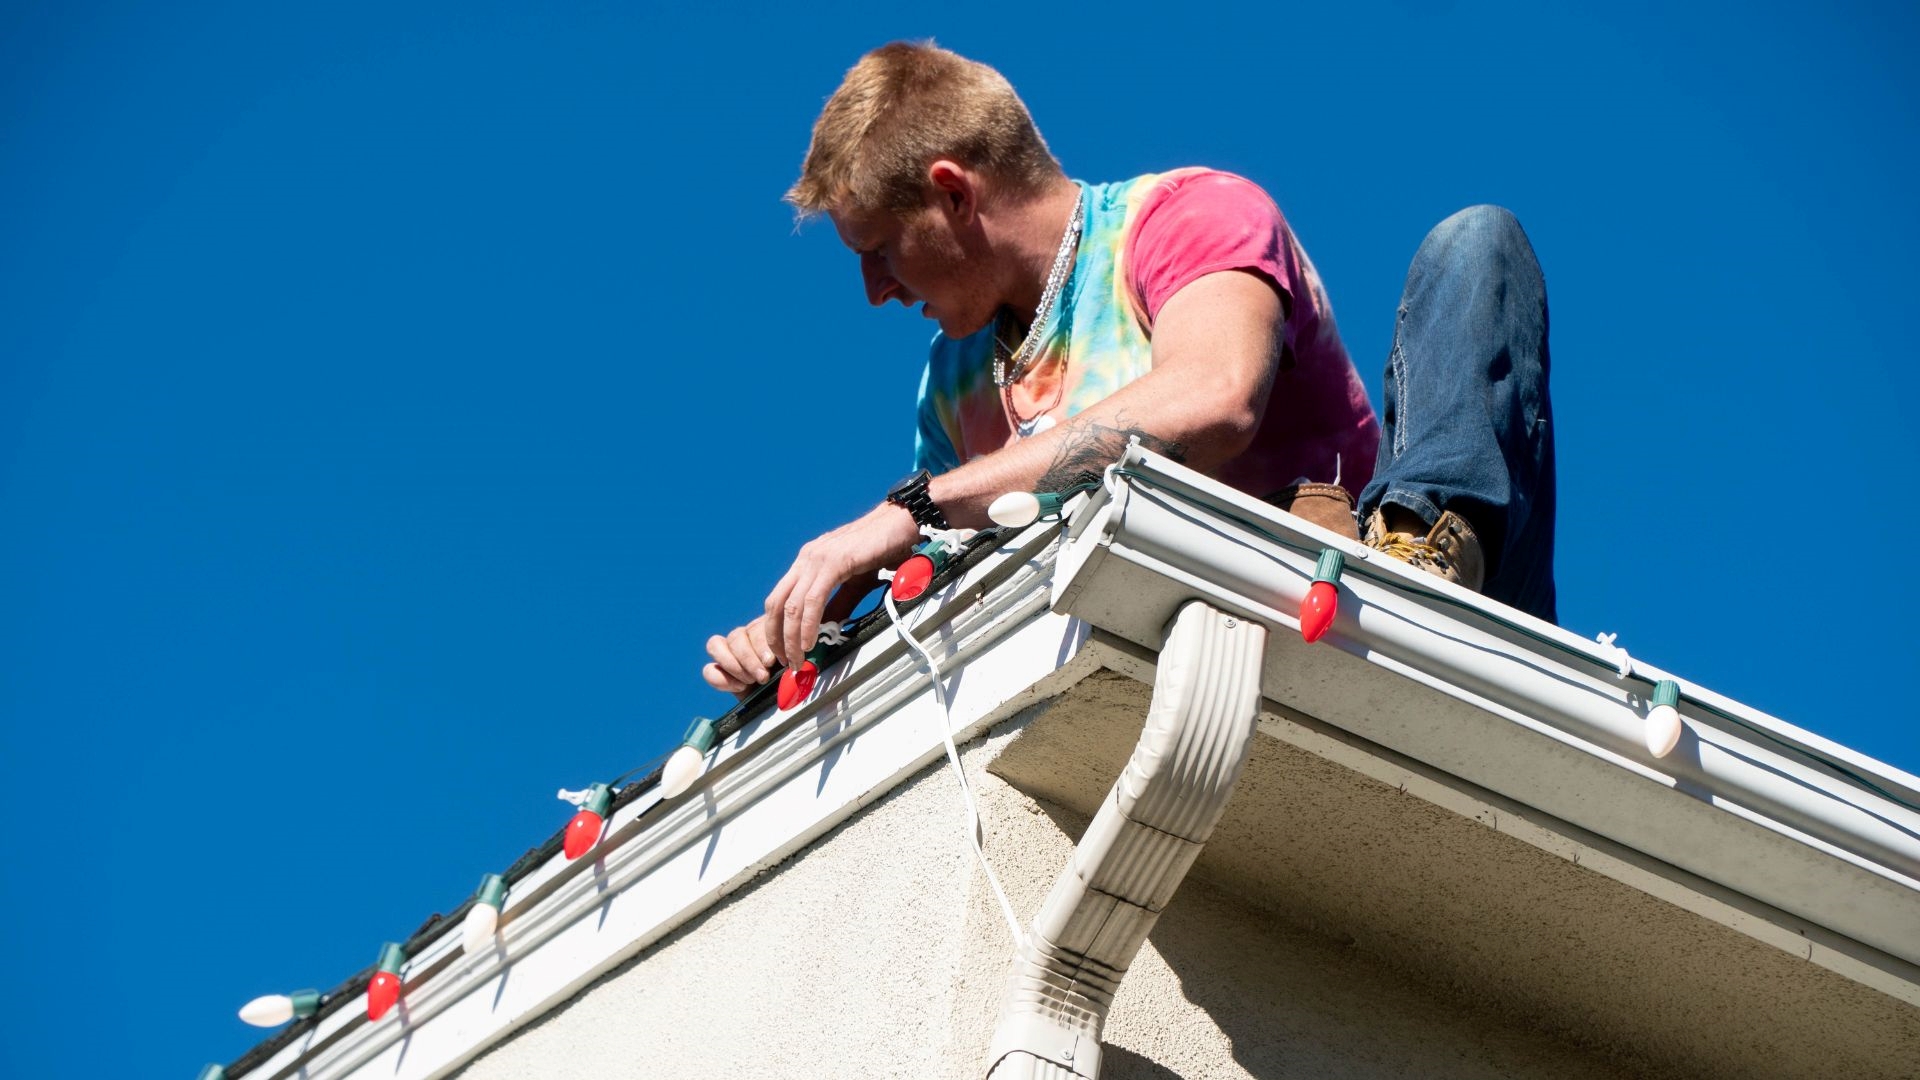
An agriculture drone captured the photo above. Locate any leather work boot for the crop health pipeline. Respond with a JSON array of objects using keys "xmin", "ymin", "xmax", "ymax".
[
  {"xmin": 1363, "ymin": 508, "xmax": 1486, "ymax": 592},
  {"xmin": 1264, "ymin": 482, "xmax": 1359, "ymax": 541}
]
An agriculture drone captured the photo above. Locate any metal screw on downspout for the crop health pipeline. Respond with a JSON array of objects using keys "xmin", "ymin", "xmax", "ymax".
[
  {"xmin": 1063, "ymin": 1047, "xmax": 1074, "ymax": 1060},
  {"xmin": 1223, "ymin": 617, "xmax": 1237, "ymax": 629}
]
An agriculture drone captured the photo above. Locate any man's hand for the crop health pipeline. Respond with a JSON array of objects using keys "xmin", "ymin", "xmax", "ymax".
[
  {"xmin": 701, "ymin": 503, "xmax": 917, "ymax": 697},
  {"xmin": 764, "ymin": 501, "xmax": 921, "ymax": 666}
]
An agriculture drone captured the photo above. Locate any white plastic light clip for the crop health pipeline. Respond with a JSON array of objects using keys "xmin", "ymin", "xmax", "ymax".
[{"xmin": 1595, "ymin": 631, "xmax": 1633, "ymax": 680}]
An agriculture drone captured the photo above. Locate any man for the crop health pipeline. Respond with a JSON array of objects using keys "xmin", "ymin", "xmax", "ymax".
[{"xmin": 704, "ymin": 42, "xmax": 1554, "ymax": 695}]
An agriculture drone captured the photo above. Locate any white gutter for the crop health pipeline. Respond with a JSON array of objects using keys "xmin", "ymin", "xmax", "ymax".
[
  {"xmin": 985, "ymin": 601, "xmax": 1266, "ymax": 1079},
  {"xmin": 1052, "ymin": 447, "xmax": 1920, "ymax": 970}
]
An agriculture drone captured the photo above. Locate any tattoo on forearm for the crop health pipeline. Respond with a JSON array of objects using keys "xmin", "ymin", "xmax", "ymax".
[{"xmin": 1034, "ymin": 410, "xmax": 1187, "ymax": 493}]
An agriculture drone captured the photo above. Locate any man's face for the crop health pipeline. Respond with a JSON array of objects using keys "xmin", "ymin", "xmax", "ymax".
[{"xmin": 830, "ymin": 201, "xmax": 997, "ymax": 338}]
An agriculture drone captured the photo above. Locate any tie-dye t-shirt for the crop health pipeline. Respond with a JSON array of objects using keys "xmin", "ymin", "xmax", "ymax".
[{"xmin": 912, "ymin": 168, "xmax": 1380, "ymax": 499}]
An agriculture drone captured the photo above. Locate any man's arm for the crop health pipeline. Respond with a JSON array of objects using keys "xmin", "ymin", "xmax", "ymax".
[
  {"xmin": 916, "ymin": 270, "xmax": 1282, "ymax": 526},
  {"xmin": 704, "ymin": 269, "xmax": 1285, "ymax": 684}
]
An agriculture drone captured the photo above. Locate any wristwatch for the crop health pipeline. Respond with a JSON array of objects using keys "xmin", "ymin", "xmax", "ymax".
[{"xmin": 886, "ymin": 469, "xmax": 949, "ymax": 530}]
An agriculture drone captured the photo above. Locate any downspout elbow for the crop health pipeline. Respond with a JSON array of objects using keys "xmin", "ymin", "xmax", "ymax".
[{"xmin": 984, "ymin": 601, "xmax": 1266, "ymax": 1078}]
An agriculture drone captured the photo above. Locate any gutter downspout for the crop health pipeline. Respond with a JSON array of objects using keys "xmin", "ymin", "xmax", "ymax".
[{"xmin": 984, "ymin": 600, "xmax": 1266, "ymax": 1079}]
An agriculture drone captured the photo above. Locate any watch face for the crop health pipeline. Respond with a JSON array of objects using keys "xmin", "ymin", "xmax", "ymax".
[{"xmin": 889, "ymin": 470, "xmax": 929, "ymax": 501}]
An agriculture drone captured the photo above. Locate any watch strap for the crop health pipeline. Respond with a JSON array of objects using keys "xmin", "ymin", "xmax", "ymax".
[{"xmin": 887, "ymin": 469, "xmax": 948, "ymax": 530}]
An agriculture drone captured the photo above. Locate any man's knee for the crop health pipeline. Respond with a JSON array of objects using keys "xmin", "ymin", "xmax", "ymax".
[
  {"xmin": 1421, "ymin": 204, "xmax": 1526, "ymax": 260},
  {"xmin": 1412, "ymin": 204, "xmax": 1542, "ymax": 295}
]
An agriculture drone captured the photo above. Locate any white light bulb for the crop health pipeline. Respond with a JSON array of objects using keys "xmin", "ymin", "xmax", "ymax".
[
  {"xmin": 239, "ymin": 994, "xmax": 295, "ymax": 1027},
  {"xmin": 461, "ymin": 900, "xmax": 500, "ymax": 954},
  {"xmin": 1645, "ymin": 703, "xmax": 1682, "ymax": 759},
  {"xmin": 989, "ymin": 491, "xmax": 1041, "ymax": 528},
  {"xmin": 660, "ymin": 744, "xmax": 706, "ymax": 800}
]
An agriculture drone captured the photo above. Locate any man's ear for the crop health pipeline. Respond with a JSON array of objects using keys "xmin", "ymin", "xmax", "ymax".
[{"xmin": 926, "ymin": 160, "xmax": 977, "ymax": 223}]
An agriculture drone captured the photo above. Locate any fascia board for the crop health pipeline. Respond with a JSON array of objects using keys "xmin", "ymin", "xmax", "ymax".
[
  {"xmin": 1053, "ymin": 449, "xmax": 1920, "ymax": 970},
  {"xmin": 235, "ymin": 521, "xmax": 1102, "ymax": 1080}
]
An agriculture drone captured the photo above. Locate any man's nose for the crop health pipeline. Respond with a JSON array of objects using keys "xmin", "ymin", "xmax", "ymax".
[{"xmin": 862, "ymin": 254, "xmax": 901, "ymax": 307}]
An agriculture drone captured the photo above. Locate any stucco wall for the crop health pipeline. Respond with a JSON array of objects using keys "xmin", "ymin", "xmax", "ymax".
[{"xmin": 453, "ymin": 717, "xmax": 1646, "ymax": 1080}]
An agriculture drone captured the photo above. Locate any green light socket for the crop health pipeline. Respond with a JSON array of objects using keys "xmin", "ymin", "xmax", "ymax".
[
  {"xmin": 583, "ymin": 782, "xmax": 613, "ymax": 817},
  {"xmin": 1652, "ymin": 679, "xmax": 1681, "ymax": 709},
  {"xmin": 288, "ymin": 988, "xmax": 321, "ymax": 1019},
  {"xmin": 1313, "ymin": 548, "xmax": 1345, "ymax": 584},
  {"xmin": 475, "ymin": 873, "xmax": 508, "ymax": 910},
  {"xmin": 917, "ymin": 537, "xmax": 956, "ymax": 573},
  {"xmin": 681, "ymin": 717, "xmax": 717, "ymax": 755},
  {"xmin": 376, "ymin": 942, "xmax": 407, "ymax": 976}
]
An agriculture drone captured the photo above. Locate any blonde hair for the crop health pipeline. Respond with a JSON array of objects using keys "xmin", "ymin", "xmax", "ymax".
[{"xmin": 787, "ymin": 42, "xmax": 1062, "ymax": 218}]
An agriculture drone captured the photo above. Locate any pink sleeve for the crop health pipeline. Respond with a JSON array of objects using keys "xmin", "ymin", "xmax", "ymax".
[{"xmin": 1128, "ymin": 171, "xmax": 1296, "ymax": 324}]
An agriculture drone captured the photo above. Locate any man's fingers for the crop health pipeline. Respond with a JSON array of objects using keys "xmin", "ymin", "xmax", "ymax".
[
  {"xmin": 701, "ymin": 662, "xmax": 749, "ymax": 695},
  {"xmin": 785, "ymin": 561, "xmax": 842, "ymax": 665},
  {"xmin": 727, "ymin": 625, "xmax": 771, "ymax": 684},
  {"xmin": 745, "ymin": 618, "xmax": 778, "ymax": 670},
  {"xmin": 764, "ymin": 566, "xmax": 802, "ymax": 666},
  {"xmin": 702, "ymin": 614, "xmax": 786, "ymax": 697},
  {"xmin": 780, "ymin": 573, "xmax": 815, "ymax": 666},
  {"xmin": 706, "ymin": 631, "xmax": 768, "ymax": 688},
  {"xmin": 776, "ymin": 552, "xmax": 826, "ymax": 664},
  {"xmin": 704, "ymin": 634, "xmax": 737, "ymax": 677},
  {"xmin": 792, "ymin": 575, "xmax": 836, "ymax": 665}
]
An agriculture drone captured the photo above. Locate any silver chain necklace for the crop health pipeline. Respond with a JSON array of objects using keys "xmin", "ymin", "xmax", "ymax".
[{"xmin": 993, "ymin": 189, "xmax": 1085, "ymax": 389}]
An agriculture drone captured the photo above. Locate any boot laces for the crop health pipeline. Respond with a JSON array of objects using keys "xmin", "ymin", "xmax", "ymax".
[{"xmin": 1365, "ymin": 530, "xmax": 1455, "ymax": 573}]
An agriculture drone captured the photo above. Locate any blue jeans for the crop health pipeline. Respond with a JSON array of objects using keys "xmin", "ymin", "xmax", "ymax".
[{"xmin": 1358, "ymin": 205, "xmax": 1557, "ymax": 623}]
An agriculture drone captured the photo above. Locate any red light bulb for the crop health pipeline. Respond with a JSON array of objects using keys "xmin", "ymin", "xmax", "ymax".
[
  {"xmin": 563, "ymin": 808, "xmax": 604, "ymax": 860},
  {"xmin": 562, "ymin": 783, "xmax": 614, "ymax": 860},
  {"xmin": 777, "ymin": 660, "xmax": 818, "ymax": 710},
  {"xmin": 367, "ymin": 972, "xmax": 401, "ymax": 1021},
  {"xmin": 1299, "ymin": 549, "xmax": 1346, "ymax": 644},
  {"xmin": 366, "ymin": 943, "xmax": 406, "ymax": 1021},
  {"xmin": 891, "ymin": 553, "xmax": 935, "ymax": 602},
  {"xmin": 1300, "ymin": 581, "xmax": 1338, "ymax": 642}
]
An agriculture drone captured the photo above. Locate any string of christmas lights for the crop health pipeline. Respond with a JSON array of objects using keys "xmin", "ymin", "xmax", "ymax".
[{"xmin": 211, "ymin": 479, "xmax": 1791, "ymax": 1078}]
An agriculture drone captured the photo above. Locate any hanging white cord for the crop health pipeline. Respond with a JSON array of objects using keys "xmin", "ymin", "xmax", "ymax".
[{"xmin": 880, "ymin": 575, "xmax": 1027, "ymax": 948}]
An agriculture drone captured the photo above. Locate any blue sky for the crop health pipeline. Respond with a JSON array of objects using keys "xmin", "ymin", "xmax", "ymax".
[{"xmin": 3, "ymin": 2, "xmax": 1915, "ymax": 1074}]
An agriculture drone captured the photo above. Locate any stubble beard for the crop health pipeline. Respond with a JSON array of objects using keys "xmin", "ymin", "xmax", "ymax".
[{"xmin": 909, "ymin": 211, "xmax": 998, "ymax": 339}]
